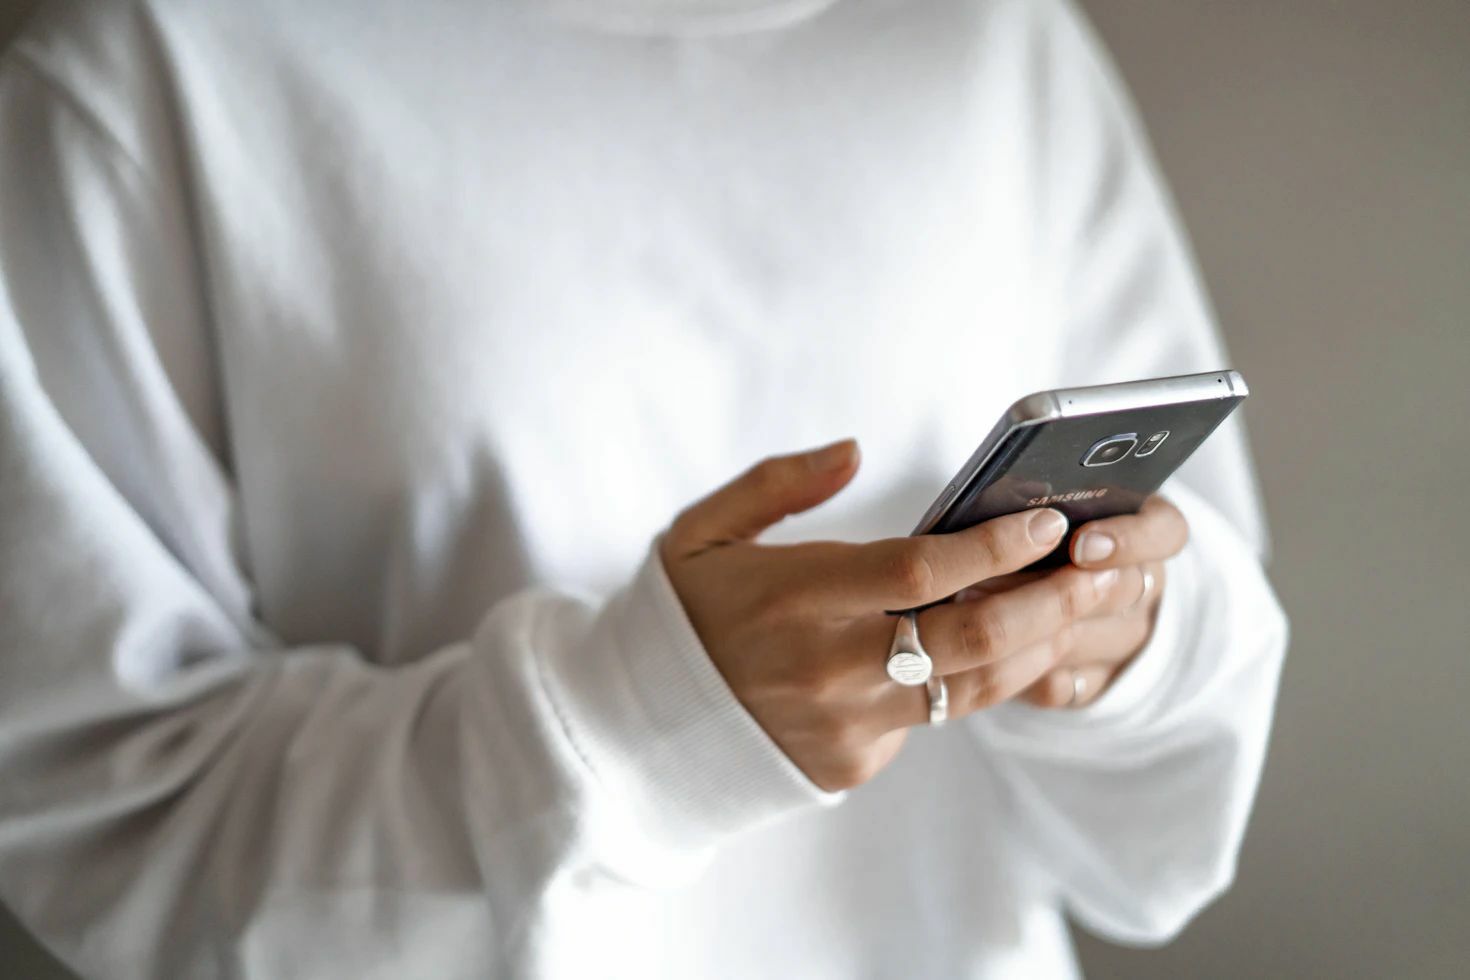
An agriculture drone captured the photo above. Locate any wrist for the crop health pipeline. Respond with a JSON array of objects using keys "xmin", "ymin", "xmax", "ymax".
[{"xmin": 530, "ymin": 540, "xmax": 845, "ymax": 881}]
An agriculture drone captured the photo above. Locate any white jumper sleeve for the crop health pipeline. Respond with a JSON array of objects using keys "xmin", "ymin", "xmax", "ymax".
[
  {"xmin": 0, "ymin": 47, "xmax": 837, "ymax": 980},
  {"xmin": 963, "ymin": 0, "xmax": 1289, "ymax": 945}
]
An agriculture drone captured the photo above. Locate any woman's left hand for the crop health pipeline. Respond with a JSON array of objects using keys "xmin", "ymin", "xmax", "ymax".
[{"xmin": 956, "ymin": 495, "xmax": 1189, "ymax": 710}]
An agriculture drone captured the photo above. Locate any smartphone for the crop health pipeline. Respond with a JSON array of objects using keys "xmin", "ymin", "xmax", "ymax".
[{"xmin": 913, "ymin": 370, "xmax": 1248, "ymax": 566}]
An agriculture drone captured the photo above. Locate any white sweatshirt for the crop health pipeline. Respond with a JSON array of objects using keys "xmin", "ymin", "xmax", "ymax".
[{"xmin": 0, "ymin": 0, "xmax": 1287, "ymax": 977}]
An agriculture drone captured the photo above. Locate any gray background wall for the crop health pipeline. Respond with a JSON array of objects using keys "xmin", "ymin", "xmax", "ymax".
[
  {"xmin": 2, "ymin": 2, "xmax": 1467, "ymax": 977},
  {"xmin": 1072, "ymin": 2, "xmax": 1470, "ymax": 976}
]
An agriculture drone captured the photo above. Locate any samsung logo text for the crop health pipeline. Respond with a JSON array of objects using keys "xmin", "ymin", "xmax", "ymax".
[{"xmin": 1026, "ymin": 489, "xmax": 1110, "ymax": 507}]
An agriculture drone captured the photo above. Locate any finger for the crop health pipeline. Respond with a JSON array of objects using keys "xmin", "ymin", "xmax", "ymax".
[
  {"xmin": 1080, "ymin": 562, "xmax": 1166, "ymax": 619},
  {"xmin": 1052, "ymin": 607, "xmax": 1155, "ymax": 669},
  {"xmin": 846, "ymin": 507, "xmax": 1069, "ymax": 612},
  {"xmin": 876, "ymin": 632, "xmax": 1066, "ymax": 729},
  {"xmin": 913, "ymin": 562, "xmax": 1121, "ymax": 674},
  {"xmin": 954, "ymin": 570, "xmax": 1047, "ymax": 601},
  {"xmin": 962, "ymin": 561, "xmax": 1164, "ymax": 616},
  {"xmin": 1070, "ymin": 494, "xmax": 1189, "ymax": 568},
  {"xmin": 664, "ymin": 439, "xmax": 860, "ymax": 558},
  {"xmin": 1019, "ymin": 663, "xmax": 1118, "ymax": 709},
  {"xmin": 946, "ymin": 635, "xmax": 1069, "ymax": 718}
]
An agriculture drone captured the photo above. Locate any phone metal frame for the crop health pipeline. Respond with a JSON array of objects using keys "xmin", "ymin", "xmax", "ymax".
[{"xmin": 911, "ymin": 370, "xmax": 1247, "ymax": 535}]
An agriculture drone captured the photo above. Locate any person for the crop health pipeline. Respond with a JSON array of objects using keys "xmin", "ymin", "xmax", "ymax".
[{"xmin": 0, "ymin": 0, "xmax": 1287, "ymax": 976}]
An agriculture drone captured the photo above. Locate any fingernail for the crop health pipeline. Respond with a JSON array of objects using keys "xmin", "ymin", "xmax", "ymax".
[
  {"xmin": 1136, "ymin": 569, "xmax": 1156, "ymax": 607},
  {"xmin": 1076, "ymin": 531, "xmax": 1115, "ymax": 564},
  {"xmin": 810, "ymin": 439, "xmax": 856, "ymax": 472},
  {"xmin": 1027, "ymin": 508, "xmax": 1068, "ymax": 546},
  {"xmin": 1093, "ymin": 568, "xmax": 1120, "ymax": 593}
]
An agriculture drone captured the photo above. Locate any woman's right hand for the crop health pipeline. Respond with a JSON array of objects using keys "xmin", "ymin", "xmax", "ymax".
[{"xmin": 660, "ymin": 440, "xmax": 1141, "ymax": 792}]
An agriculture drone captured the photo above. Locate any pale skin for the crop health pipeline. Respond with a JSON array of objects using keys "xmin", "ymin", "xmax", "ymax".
[{"xmin": 660, "ymin": 437, "xmax": 1189, "ymax": 793}]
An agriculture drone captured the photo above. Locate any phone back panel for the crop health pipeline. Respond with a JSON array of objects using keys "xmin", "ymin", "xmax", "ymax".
[{"xmin": 930, "ymin": 396, "xmax": 1243, "ymax": 566}]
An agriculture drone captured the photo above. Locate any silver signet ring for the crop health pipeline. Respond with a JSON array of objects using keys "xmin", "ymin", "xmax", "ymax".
[{"xmin": 885, "ymin": 611, "xmax": 933, "ymax": 686}]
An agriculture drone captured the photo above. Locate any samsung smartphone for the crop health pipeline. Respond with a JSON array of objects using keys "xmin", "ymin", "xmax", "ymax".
[{"xmin": 913, "ymin": 370, "xmax": 1248, "ymax": 566}]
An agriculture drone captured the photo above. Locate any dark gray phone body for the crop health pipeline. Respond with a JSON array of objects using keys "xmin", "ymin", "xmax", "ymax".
[{"xmin": 913, "ymin": 371, "xmax": 1248, "ymax": 567}]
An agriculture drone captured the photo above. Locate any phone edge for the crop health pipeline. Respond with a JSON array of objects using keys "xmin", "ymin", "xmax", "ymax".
[
  {"xmin": 909, "ymin": 371, "xmax": 1247, "ymax": 536},
  {"xmin": 909, "ymin": 392, "xmax": 1060, "ymax": 535},
  {"xmin": 1053, "ymin": 370, "xmax": 1247, "ymax": 418}
]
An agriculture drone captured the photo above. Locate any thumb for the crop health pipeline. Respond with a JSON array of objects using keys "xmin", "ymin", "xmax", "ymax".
[{"xmin": 664, "ymin": 439, "xmax": 860, "ymax": 556}]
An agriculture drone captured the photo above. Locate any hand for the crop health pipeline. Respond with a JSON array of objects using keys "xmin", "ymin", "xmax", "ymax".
[
  {"xmin": 659, "ymin": 439, "xmax": 1133, "ymax": 792},
  {"xmin": 961, "ymin": 496, "xmax": 1189, "ymax": 709}
]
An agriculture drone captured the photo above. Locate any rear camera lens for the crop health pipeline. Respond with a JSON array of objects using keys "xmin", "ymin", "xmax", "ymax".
[
  {"xmin": 1134, "ymin": 430, "xmax": 1170, "ymax": 457},
  {"xmin": 1082, "ymin": 434, "xmax": 1138, "ymax": 467}
]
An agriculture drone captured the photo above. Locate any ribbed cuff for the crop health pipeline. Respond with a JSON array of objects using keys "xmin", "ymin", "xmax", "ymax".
[{"xmin": 536, "ymin": 541, "xmax": 845, "ymax": 863}]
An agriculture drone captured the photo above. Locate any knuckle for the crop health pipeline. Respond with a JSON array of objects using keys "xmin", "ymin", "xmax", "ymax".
[
  {"xmin": 962, "ymin": 609, "xmax": 1007, "ymax": 662},
  {"xmin": 749, "ymin": 458, "xmax": 787, "ymax": 496},
  {"xmin": 966, "ymin": 666, "xmax": 1002, "ymax": 711},
  {"xmin": 1057, "ymin": 577, "xmax": 1088, "ymax": 621},
  {"xmin": 891, "ymin": 547, "xmax": 938, "ymax": 603},
  {"xmin": 973, "ymin": 523, "xmax": 1009, "ymax": 571}
]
